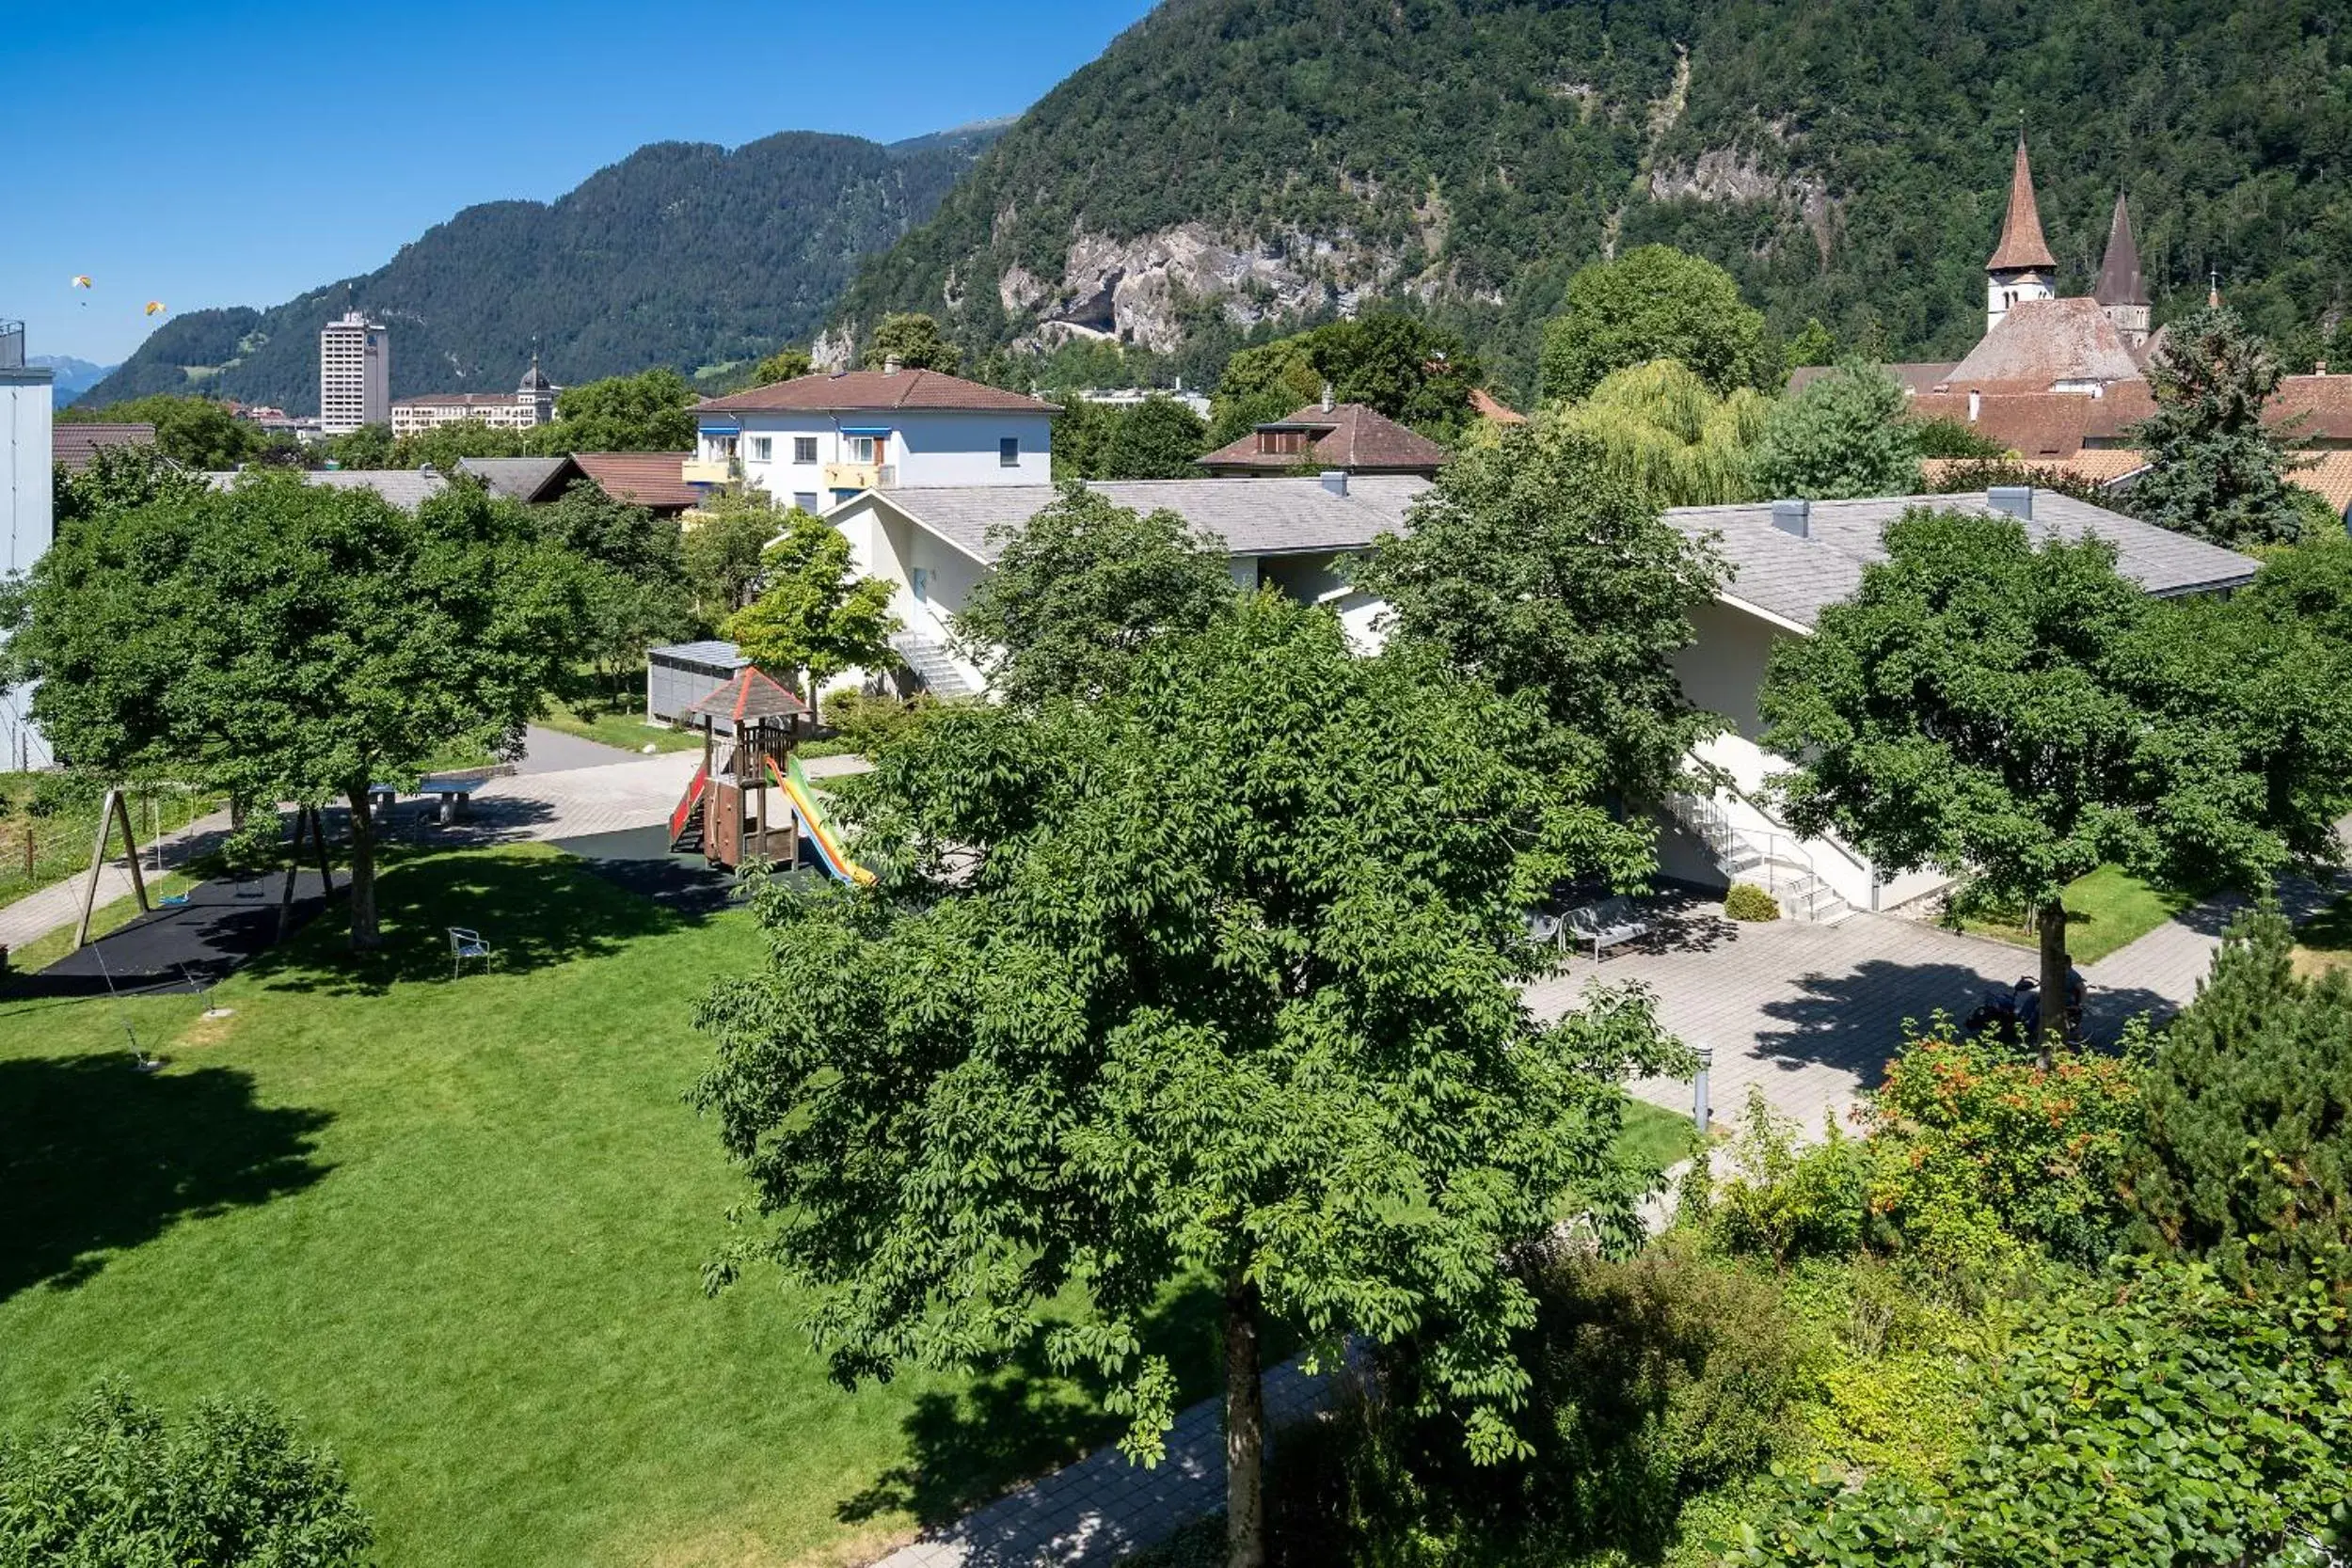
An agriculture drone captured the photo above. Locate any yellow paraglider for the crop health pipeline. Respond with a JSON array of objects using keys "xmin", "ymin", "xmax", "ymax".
[
  {"xmin": 71, "ymin": 275, "xmax": 92, "ymax": 289},
  {"xmin": 144, "ymin": 301, "xmax": 167, "ymax": 317}
]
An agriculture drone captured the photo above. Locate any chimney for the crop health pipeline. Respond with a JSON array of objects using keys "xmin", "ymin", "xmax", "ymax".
[
  {"xmin": 1967, "ymin": 388, "xmax": 1981, "ymax": 422},
  {"xmin": 1770, "ymin": 499, "xmax": 1810, "ymax": 538},
  {"xmin": 1988, "ymin": 484, "xmax": 2034, "ymax": 521},
  {"xmin": 883, "ymin": 354, "xmax": 903, "ymax": 376},
  {"xmin": 2319, "ymin": 361, "xmax": 2329, "ymax": 377},
  {"xmin": 1320, "ymin": 380, "xmax": 1334, "ymax": 413},
  {"xmin": 1320, "ymin": 469, "xmax": 1349, "ymax": 498}
]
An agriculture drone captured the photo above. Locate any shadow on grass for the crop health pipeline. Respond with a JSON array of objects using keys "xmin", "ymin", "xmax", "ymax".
[
  {"xmin": 0, "ymin": 1053, "xmax": 332, "ymax": 1302},
  {"xmin": 247, "ymin": 845, "xmax": 716, "ymax": 999},
  {"xmin": 837, "ymin": 1280, "xmax": 1243, "ymax": 1530}
]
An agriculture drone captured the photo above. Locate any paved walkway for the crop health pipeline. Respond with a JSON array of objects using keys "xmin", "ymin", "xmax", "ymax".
[
  {"xmin": 511, "ymin": 722, "xmax": 644, "ymax": 775},
  {"xmin": 873, "ymin": 1355, "xmax": 1340, "ymax": 1568}
]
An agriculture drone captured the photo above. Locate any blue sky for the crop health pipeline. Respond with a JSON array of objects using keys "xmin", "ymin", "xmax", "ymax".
[{"xmin": 6, "ymin": 0, "xmax": 1158, "ymax": 366}]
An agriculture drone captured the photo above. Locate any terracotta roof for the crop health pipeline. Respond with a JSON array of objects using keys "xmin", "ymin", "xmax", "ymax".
[
  {"xmin": 2272, "ymin": 375, "xmax": 2352, "ymax": 443},
  {"xmin": 1469, "ymin": 388, "xmax": 1525, "ymax": 424},
  {"xmin": 1199, "ymin": 402, "xmax": 1451, "ymax": 474},
  {"xmin": 682, "ymin": 665, "xmax": 811, "ymax": 724},
  {"xmin": 2291, "ymin": 451, "xmax": 2352, "ymax": 519},
  {"xmin": 2094, "ymin": 193, "xmax": 2148, "ymax": 308},
  {"xmin": 696, "ymin": 369, "xmax": 1057, "ymax": 415},
  {"xmin": 1910, "ymin": 383, "xmax": 2156, "ymax": 461},
  {"xmin": 54, "ymin": 422, "xmax": 157, "ymax": 473},
  {"xmin": 1988, "ymin": 135, "xmax": 2058, "ymax": 273},
  {"xmin": 1938, "ymin": 298, "xmax": 2145, "ymax": 392},
  {"xmin": 570, "ymin": 451, "xmax": 700, "ymax": 512}
]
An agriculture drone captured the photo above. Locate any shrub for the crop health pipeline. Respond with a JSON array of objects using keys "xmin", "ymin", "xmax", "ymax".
[
  {"xmin": 812, "ymin": 687, "xmax": 945, "ymax": 757},
  {"xmin": 1680, "ymin": 1090, "xmax": 1868, "ymax": 1266},
  {"xmin": 1730, "ymin": 1261, "xmax": 2352, "ymax": 1567},
  {"xmin": 0, "ymin": 1382, "xmax": 373, "ymax": 1567},
  {"xmin": 1860, "ymin": 1022, "xmax": 2141, "ymax": 1267},
  {"xmin": 2122, "ymin": 907, "xmax": 2352, "ymax": 1301},
  {"xmin": 1723, "ymin": 882, "xmax": 1779, "ymax": 922}
]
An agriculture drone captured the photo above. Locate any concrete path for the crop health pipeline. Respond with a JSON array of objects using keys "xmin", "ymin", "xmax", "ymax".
[
  {"xmin": 511, "ymin": 723, "xmax": 644, "ymax": 775},
  {"xmin": 441, "ymin": 752, "xmax": 700, "ymax": 845},
  {"xmin": 872, "ymin": 1355, "xmax": 1340, "ymax": 1568}
]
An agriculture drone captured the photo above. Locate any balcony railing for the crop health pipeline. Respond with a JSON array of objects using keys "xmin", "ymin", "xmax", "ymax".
[
  {"xmin": 681, "ymin": 457, "xmax": 739, "ymax": 485},
  {"xmin": 821, "ymin": 462, "xmax": 898, "ymax": 492}
]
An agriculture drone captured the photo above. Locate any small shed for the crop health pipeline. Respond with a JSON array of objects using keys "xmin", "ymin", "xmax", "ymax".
[{"xmin": 646, "ymin": 641, "xmax": 749, "ymax": 726}]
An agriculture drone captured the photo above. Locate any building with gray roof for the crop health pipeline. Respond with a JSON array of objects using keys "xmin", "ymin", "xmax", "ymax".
[{"xmin": 203, "ymin": 467, "xmax": 450, "ymax": 510}]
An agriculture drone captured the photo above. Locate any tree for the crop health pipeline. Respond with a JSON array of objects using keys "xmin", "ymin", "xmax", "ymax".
[
  {"xmin": 1785, "ymin": 319, "xmax": 1836, "ymax": 372},
  {"xmin": 1098, "ymin": 394, "xmax": 1209, "ymax": 478},
  {"xmin": 1207, "ymin": 315, "xmax": 1481, "ymax": 447},
  {"xmin": 60, "ymin": 394, "xmax": 263, "ymax": 471},
  {"xmin": 538, "ymin": 368, "xmax": 698, "ymax": 452},
  {"xmin": 2123, "ymin": 908, "xmax": 2352, "ymax": 1302},
  {"xmin": 532, "ymin": 483, "xmax": 695, "ymax": 706},
  {"xmin": 1911, "ymin": 415, "xmax": 2010, "ymax": 459},
  {"xmin": 1539, "ymin": 247, "xmax": 1773, "ymax": 403},
  {"xmin": 722, "ymin": 507, "xmax": 898, "ymax": 721},
  {"xmin": 389, "ymin": 419, "xmax": 532, "ymax": 470},
  {"xmin": 691, "ymin": 594, "xmax": 1688, "ymax": 1568},
  {"xmin": 751, "ymin": 345, "xmax": 813, "ymax": 386},
  {"xmin": 52, "ymin": 441, "xmax": 210, "ymax": 529},
  {"xmin": 949, "ymin": 482, "xmax": 1237, "ymax": 704},
  {"xmin": 8, "ymin": 473, "xmax": 581, "ymax": 948},
  {"xmin": 2125, "ymin": 303, "xmax": 2311, "ymax": 547},
  {"xmin": 1749, "ymin": 364, "xmax": 1922, "ymax": 499},
  {"xmin": 1758, "ymin": 508, "xmax": 2352, "ymax": 1058},
  {"xmin": 321, "ymin": 423, "xmax": 395, "ymax": 470},
  {"xmin": 861, "ymin": 313, "xmax": 961, "ymax": 373},
  {"xmin": 0, "ymin": 1381, "xmax": 373, "ymax": 1567},
  {"xmin": 1350, "ymin": 413, "xmax": 1727, "ymax": 825},
  {"xmin": 1548, "ymin": 357, "xmax": 1771, "ymax": 507},
  {"xmin": 680, "ymin": 489, "xmax": 781, "ymax": 623}
]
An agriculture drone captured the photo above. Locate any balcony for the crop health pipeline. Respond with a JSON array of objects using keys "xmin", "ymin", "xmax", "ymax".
[
  {"xmin": 681, "ymin": 458, "xmax": 739, "ymax": 485},
  {"xmin": 821, "ymin": 462, "xmax": 897, "ymax": 492}
]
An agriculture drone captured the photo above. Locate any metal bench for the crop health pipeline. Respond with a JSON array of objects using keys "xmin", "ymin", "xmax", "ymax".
[{"xmin": 1564, "ymin": 895, "xmax": 1653, "ymax": 961}]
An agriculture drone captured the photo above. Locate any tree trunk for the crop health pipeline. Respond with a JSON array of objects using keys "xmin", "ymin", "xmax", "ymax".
[
  {"xmin": 277, "ymin": 807, "xmax": 301, "ymax": 942},
  {"xmin": 2037, "ymin": 895, "xmax": 2071, "ymax": 1068},
  {"xmin": 343, "ymin": 786, "xmax": 381, "ymax": 951},
  {"xmin": 1224, "ymin": 1278, "xmax": 1266, "ymax": 1568}
]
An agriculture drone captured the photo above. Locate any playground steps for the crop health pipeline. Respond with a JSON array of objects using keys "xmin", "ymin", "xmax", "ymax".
[{"xmin": 668, "ymin": 763, "xmax": 709, "ymax": 855}]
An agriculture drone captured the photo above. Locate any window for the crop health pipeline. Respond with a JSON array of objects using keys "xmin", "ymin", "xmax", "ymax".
[
  {"xmin": 793, "ymin": 492, "xmax": 819, "ymax": 513},
  {"xmin": 748, "ymin": 436, "xmax": 772, "ymax": 461},
  {"xmin": 850, "ymin": 436, "xmax": 877, "ymax": 463},
  {"xmin": 911, "ymin": 566, "xmax": 930, "ymax": 602},
  {"xmin": 793, "ymin": 436, "xmax": 818, "ymax": 464},
  {"xmin": 999, "ymin": 436, "xmax": 1021, "ymax": 467}
]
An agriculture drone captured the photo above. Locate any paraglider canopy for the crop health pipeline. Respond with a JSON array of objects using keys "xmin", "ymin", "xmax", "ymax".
[
  {"xmin": 71, "ymin": 275, "xmax": 91, "ymax": 289},
  {"xmin": 143, "ymin": 301, "xmax": 167, "ymax": 317}
]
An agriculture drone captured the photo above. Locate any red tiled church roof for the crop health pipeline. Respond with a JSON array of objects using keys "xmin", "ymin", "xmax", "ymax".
[{"xmin": 1987, "ymin": 135, "xmax": 2058, "ymax": 273}]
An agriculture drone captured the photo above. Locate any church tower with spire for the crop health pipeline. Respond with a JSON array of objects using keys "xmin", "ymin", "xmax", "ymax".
[
  {"xmin": 2093, "ymin": 192, "xmax": 2151, "ymax": 350},
  {"xmin": 1985, "ymin": 134, "xmax": 2058, "ymax": 334}
]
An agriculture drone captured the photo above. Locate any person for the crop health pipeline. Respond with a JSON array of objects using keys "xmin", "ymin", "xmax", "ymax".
[{"xmin": 2014, "ymin": 976, "xmax": 2042, "ymax": 1043}]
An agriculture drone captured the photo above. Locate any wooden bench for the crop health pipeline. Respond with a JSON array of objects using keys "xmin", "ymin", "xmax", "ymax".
[{"xmin": 1564, "ymin": 896, "xmax": 1653, "ymax": 961}]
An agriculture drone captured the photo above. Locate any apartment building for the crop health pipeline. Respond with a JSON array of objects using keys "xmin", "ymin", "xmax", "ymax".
[
  {"xmin": 1, "ymin": 319, "xmax": 56, "ymax": 767},
  {"xmin": 390, "ymin": 356, "xmax": 559, "ymax": 436},
  {"xmin": 319, "ymin": 310, "xmax": 390, "ymax": 435}
]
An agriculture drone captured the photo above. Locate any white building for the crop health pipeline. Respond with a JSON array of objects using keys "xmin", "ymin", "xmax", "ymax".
[
  {"xmin": 1, "ymin": 320, "xmax": 56, "ymax": 768},
  {"xmin": 688, "ymin": 365, "xmax": 1055, "ymax": 514},
  {"xmin": 319, "ymin": 310, "xmax": 390, "ymax": 435},
  {"xmin": 827, "ymin": 475, "xmax": 2258, "ymax": 923},
  {"xmin": 390, "ymin": 356, "xmax": 558, "ymax": 436}
]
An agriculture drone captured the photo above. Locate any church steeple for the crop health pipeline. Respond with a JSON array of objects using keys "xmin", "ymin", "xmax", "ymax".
[
  {"xmin": 1986, "ymin": 133, "xmax": 2058, "ymax": 334},
  {"xmin": 2094, "ymin": 192, "xmax": 2150, "ymax": 350}
]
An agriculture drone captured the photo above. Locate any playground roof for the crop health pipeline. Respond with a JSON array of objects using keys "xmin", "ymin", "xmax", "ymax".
[{"xmin": 682, "ymin": 666, "xmax": 810, "ymax": 725}]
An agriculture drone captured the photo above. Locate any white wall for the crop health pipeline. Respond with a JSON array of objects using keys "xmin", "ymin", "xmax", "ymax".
[
  {"xmin": 2, "ymin": 369, "xmax": 56, "ymax": 768},
  {"xmin": 1672, "ymin": 597, "xmax": 1781, "ymax": 741},
  {"xmin": 709, "ymin": 408, "xmax": 1053, "ymax": 505}
]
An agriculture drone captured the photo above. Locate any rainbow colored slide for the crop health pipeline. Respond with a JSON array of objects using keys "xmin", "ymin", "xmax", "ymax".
[{"xmin": 768, "ymin": 754, "xmax": 876, "ymax": 887}]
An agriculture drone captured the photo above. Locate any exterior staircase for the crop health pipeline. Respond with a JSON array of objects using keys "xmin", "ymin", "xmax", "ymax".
[
  {"xmin": 890, "ymin": 629, "xmax": 978, "ymax": 698},
  {"xmin": 1666, "ymin": 789, "xmax": 1853, "ymax": 925}
]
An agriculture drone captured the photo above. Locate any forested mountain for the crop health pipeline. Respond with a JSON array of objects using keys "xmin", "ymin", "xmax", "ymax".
[
  {"xmin": 79, "ymin": 125, "xmax": 1002, "ymax": 412},
  {"xmin": 830, "ymin": 0, "xmax": 2352, "ymax": 400}
]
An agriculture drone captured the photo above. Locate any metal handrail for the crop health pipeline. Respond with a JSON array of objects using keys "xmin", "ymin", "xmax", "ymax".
[{"xmin": 1665, "ymin": 788, "xmax": 1823, "ymax": 904}]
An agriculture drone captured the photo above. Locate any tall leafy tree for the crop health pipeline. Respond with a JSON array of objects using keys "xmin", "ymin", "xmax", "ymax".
[
  {"xmin": 389, "ymin": 419, "xmax": 533, "ymax": 469},
  {"xmin": 538, "ymin": 368, "xmax": 699, "ymax": 452},
  {"xmin": 51, "ymin": 441, "xmax": 210, "ymax": 529},
  {"xmin": 1208, "ymin": 314, "xmax": 1480, "ymax": 446},
  {"xmin": 722, "ymin": 507, "xmax": 898, "ymax": 722},
  {"xmin": 0, "ymin": 1382, "xmax": 373, "ymax": 1568},
  {"xmin": 1351, "ymin": 413, "xmax": 1727, "ymax": 828},
  {"xmin": 1539, "ymin": 246, "xmax": 1773, "ymax": 402},
  {"xmin": 321, "ymin": 423, "xmax": 395, "ymax": 470},
  {"xmin": 861, "ymin": 312, "xmax": 962, "ymax": 373},
  {"xmin": 1549, "ymin": 357, "xmax": 1771, "ymax": 507},
  {"xmin": 6, "ymin": 473, "xmax": 581, "ymax": 948},
  {"xmin": 678, "ymin": 489, "xmax": 778, "ymax": 622},
  {"xmin": 58, "ymin": 394, "xmax": 263, "ymax": 471},
  {"xmin": 1096, "ymin": 394, "xmax": 1210, "ymax": 478},
  {"xmin": 950, "ymin": 482, "xmax": 1237, "ymax": 704},
  {"xmin": 1749, "ymin": 363, "xmax": 1922, "ymax": 499},
  {"xmin": 532, "ymin": 483, "xmax": 695, "ymax": 706},
  {"xmin": 750, "ymin": 345, "xmax": 813, "ymax": 386},
  {"xmin": 2126, "ymin": 303, "xmax": 2311, "ymax": 547},
  {"xmin": 691, "ymin": 595, "xmax": 1688, "ymax": 1568},
  {"xmin": 1759, "ymin": 508, "xmax": 2352, "ymax": 1057}
]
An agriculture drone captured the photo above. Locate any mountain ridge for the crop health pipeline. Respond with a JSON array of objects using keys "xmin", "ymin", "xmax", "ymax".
[{"xmin": 80, "ymin": 122, "xmax": 1007, "ymax": 413}]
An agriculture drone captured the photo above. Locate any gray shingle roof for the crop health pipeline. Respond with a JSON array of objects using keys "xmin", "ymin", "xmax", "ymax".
[
  {"xmin": 877, "ymin": 476, "xmax": 1430, "ymax": 564},
  {"xmin": 203, "ymin": 468, "xmax": 450, "ymax": 510},
  {"xmin": 1666, "ymin": 493, "xmax": 2259, "ymax": 630},
  {"xmin": 456, "ymin": 455, "xmax": 577, "ymax": 502}
]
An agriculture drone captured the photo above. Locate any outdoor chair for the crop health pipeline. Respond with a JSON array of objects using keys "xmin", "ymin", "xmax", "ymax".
[
  {"xmin": 449, "ymin": 927, "xmax": 494, "ymax": 978},
  {"xmin": 1564, "ymin": 896, "xmax": 1653, "ymax": 962},
  {"xmin": 1524, "ymin": 911, "xmax": 1564, "ymax": 951}
]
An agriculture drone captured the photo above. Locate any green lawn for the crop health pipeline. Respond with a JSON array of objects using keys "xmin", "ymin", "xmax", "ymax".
[
  {"xmin": 1948, "ymin": 863, "xmax": 2206, "ymax": 965},
  {"xmin": 1621, "ymin": 1097, "xmax": 1701, "ymax": 1173},
  {"xmin": 0, "ymin": 846, "xmax": 1225, "ymax": 1568},
  {"xmin": 2295, "ymin": 889, "xmax": 2352, "ymax": 980},
  {"xmin": 536, "ymin": 697, "xmax": 702, "ymax": 755}
]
